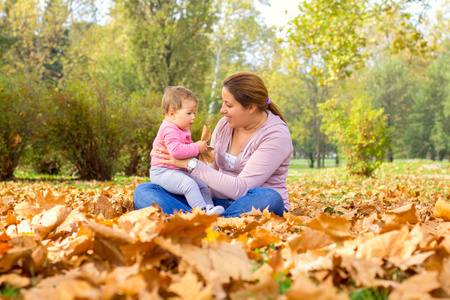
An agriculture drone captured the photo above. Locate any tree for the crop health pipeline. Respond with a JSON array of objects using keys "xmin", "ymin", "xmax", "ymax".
[
  {"xmin": 117, "ymin": 0, "xmax": 215, "ymax": 94},
  {"xmin": 285, "ymin": 0, "xmax": 431, "ymax": 167},
  {"xmin": 406, "ymin": 44, "xmax": 450, "ymax": 159},
  {"xmin": 320, "ymin": 97, "xmax": 389, "ymax": 177},
  {"xmin": 206, "ymin": 0, "xmax": 275, "ymax": 113},
  {"xmin": 364, "ymin": 54, "xmax": 416, "ymax": 161},
  {"xmin": 0, "ymin": 0, "xmax": 97, "ymax": 83},
  {"xmin": 286, "ymin": 0, "xmax": 430, "ymax": 85}
]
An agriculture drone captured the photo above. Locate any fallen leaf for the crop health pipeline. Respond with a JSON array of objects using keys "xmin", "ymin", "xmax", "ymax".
[
  {"xmin": 434, "ymin": 198, "xmax": 450, "ymax": 221},
  {"xmin": 307, "ymin": 212, "xmax": 352, "ymax": 241},
  {"xmin": 31, "ymin": 205, "xmax": 71, "ymax": 239},
  {"xmin": 168, "ymin": 268, "xmax": 213, "ymax": 300},
  {"xmin": 389, "ymin": 271, "xmax": 440, "ymax": 300}
]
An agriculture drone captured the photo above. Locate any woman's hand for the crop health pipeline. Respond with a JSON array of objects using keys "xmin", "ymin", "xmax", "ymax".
[{"xmin": 154, "ymin": 142, "xmax": 191, "ymax": 169}]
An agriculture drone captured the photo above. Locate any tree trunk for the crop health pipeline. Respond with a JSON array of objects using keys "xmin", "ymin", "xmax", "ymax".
[
  {"xmin": 208, "ymin": 44, "xmax": 222, "ymax": 115},
  {"xmin": 309, "ymin": 152, "xmax": 315, "ymax": 168},
  {"xmin": 322, "ymin": 150, "xmax": 325, "ymax": 168},
  {"xmin": 387, "ymin": 148, "xmax": 394, "ymax": 162}
]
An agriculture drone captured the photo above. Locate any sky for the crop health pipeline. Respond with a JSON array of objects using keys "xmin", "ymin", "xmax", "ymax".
[
  {"xmin": 254, "ymin": 0, "xmax": 300, "ymax": 27},
  {"xmin": 254, "ymin": 0, "xmax": 448, "ymax": 28},
  {"xmin": 97, "ymin": 0, "xmax": 448, "ymax": 28}
]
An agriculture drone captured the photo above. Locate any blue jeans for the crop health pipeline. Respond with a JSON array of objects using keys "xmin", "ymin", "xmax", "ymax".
[{"xmin": 133, "ymin": 182, "xmax": 286, "ymax": 218}]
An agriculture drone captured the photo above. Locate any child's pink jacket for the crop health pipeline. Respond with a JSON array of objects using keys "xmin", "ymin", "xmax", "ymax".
[{"xmin": 150, "ymin": 119, "xmax": 199, "ymax": 170}]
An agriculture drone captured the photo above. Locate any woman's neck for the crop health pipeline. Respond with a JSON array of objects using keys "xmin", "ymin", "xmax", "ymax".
[{"xmin": 242, "ymin": 111, "xmax": 268, "ymax": 133}]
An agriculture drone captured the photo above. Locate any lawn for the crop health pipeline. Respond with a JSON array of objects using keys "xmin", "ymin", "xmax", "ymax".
[{"xmin": 1, "ymin": 159, "xmax": 450, "ymax": 299}]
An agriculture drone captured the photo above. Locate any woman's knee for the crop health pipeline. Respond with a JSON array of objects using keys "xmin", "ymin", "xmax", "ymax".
[
  {"xmin": 133, "ymin": 183, "xmax": 161, "ymax": 209},
  {"xmin": 248, "ymin": 187, "xmax": 282, "ymax": 201}
]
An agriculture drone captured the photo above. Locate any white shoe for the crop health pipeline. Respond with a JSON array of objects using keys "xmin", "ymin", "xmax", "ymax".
[{"xmin": 206, "ymin": 204, "xmax": 225, "ymax": 215}]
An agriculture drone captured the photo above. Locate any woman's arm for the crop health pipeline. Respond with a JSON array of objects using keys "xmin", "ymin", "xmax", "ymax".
[{"xmin": 192, "ymin": 130, "xmax": 292, "ymax": 200}]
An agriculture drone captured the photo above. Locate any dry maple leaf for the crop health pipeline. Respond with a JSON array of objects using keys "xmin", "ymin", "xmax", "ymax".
[
  {"xmin": 168, "ymin": 268, "xmax": 213, "ymax": 300},
  {"xmin": 434, "ymin": 198, "xmax": 450, "ymax": 221},
  {"xmin": 307, "ymin": 212, "xmax": 352, "ymax": 241},
  {"xmin": 198, "ymin": 125, "xmax": 215, "ymax": 164},
  {"xmin": 31, "ymin": 205, "xmax": 71, "ymax": 239}
]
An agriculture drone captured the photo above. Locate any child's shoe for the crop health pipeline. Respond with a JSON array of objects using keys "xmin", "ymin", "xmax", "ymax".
[{"xmin": 206, "ymin": 204, "xmax": 225, "ymax": 215}]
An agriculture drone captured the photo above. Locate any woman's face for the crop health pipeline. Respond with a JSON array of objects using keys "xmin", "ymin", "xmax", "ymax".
[{"xmin": 220, "ymin": 87, "xmax": 252, "ymax": 129}]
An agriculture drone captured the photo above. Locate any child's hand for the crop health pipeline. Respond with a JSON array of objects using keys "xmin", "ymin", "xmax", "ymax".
[{"xmin": 196, "ymin": 141, "xmax": 208, "ymax": 153}]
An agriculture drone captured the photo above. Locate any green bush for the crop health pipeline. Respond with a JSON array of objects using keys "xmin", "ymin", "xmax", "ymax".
[
  {"xmin": 320, "ymin": 97, "xmax": 389, "ymax": 177},
  {"xmin": 119, "ymin": 90, "xmax": 162, "ymax": 176},
  {"xmin": 47, "ymin": 80, "xmax": 127, "ymax": 180},
  {"xmin": 0, "ymin": 74, "xmax": 43, "ymax": 180}
]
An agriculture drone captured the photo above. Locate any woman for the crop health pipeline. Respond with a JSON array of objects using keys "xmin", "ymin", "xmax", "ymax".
[{"xmin": 133, "ymin": 71, "xmax": 293, "ymax": 217}]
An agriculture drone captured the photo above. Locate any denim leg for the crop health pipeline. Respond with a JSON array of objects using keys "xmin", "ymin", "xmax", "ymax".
[
  {"xmin": 213, "ymin": 187, "xmax": 285, "ymax": 218},
  {"xmin": 133, "ymin": 182, "xmax": 192, "ymax": 214}
]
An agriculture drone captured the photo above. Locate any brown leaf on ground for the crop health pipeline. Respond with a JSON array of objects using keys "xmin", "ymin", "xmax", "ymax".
[
  {"xmin": 288, "ymin": 228, "xmax": 334, "ymax": 253},
  {"xmin": 434, "ymin": 198, "xmax": 450, "ymax": 221},
  {"xmin": 389, "ymin": 271, "xmax": 440, "ymax": 300},
  {"xmin": 14, "ymin": 201, "xmax": 42, "ymax": 220},
  {"xmin": 83, "ymin": 220, "xmax": 135, "ymax": 244},
  {"xmin": 340, "ymin": 255, "xmax": 384, "ymax": 286},
  {"xmin": 248, "ymin": 226, "xmax": 282, "ymax": 250},
  {"xmin": 6, "ymin": 210, "xmax": 17, "ymax": 226},
  {"xmin": 94, "ymin": 192, "xmax": 116, "ymax": 219},
  {"xmin": 36, "ymin": 189, "xmax": 66, "ymax": 210},
  {"xmin": 232, "ymin": 274, "xmax": 279, "ymax": 300},
  {"xmin": 286, "ymin": 276, "xmax": 350, "ymax": 300},
  {"xmin": 168, "ymin": 268, "xmax": 213, "ymax": 300},
  {"xmin": 381, "ymin": 203, "xmax": 419, "ymax": 233},
  {"xmin": 158, "ymin": 211, "xmax": 217, "ymax": 243},
  {"xmin": 307, "ymin": 212, "xmax": 352, "ymax": 241},
  {"xmin": 31, "ymin": 205, "xmax": 71, "ymax": 239},
  {"xmin": 356, "ymin": 226, "xmax": 418, "ymax": 264},
  {"xmin": 439, "ymin": 258, "xmax": 450, "ymax": 295},
  {"xmin": 178, "ymin": 241, "xmax": 252, "ymax": 284},
  {"xmin": 0, "ymin": 246, "xmax": 32, "ymax": 272},
  {"xmin": 0, "ymin": 273, "xmax": 31, "ymax": 288}
]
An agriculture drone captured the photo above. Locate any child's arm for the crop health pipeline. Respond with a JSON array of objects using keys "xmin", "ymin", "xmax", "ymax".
[
  {"xmin": 162, "ymin": 127, "xmax": 199, "ymax": 159},
  {"xmin": 196, "ymin": 141, "xmax": 207, "ymax": 153}
]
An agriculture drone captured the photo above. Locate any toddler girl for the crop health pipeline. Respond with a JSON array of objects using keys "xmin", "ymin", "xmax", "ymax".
[{"xmin": 150, "ymin": 86, "xmax": 224, "ymax": 215}]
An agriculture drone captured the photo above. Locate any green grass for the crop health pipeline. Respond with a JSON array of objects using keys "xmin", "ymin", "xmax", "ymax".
[
  {"xmin": 11, "ymin": 168, "xmax": 139, "ymax": 190},
  {"xmin": 350, "ymin": 287, "xmax": 389, "ymax": 300},
  {"xmin": 0, "ymin": 284, "xmax": 22, "ymax": 298},
  {"xmin": 10, "ymin": 159, "xmax": 450, "ymax": 188}
]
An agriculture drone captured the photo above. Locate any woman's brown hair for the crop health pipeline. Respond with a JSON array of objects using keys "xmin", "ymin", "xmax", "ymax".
[{"xmin": 223, "ymin": 71, "xmax": 286, "ymax": 123}]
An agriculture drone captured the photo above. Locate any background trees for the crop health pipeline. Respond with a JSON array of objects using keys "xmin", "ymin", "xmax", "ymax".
[{"xmin": 0, "ymin": 0, "xmax": 449, "ymax": 179}]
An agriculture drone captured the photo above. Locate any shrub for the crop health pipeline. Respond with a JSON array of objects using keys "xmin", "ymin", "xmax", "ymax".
[
  {"xmin": 120, "ymin": 91, "xmax": 162, "ymax": 176},
  {"xmin": 47, "ymin": 80, "xmax": 127, "ymax": 180},
  {"xmin": 320, "ymin": 97, "xmax": 389, "ymax": 177},
  {"xmin": 0, "ymin": 74, "xmax": 42, "ymax": 180}
]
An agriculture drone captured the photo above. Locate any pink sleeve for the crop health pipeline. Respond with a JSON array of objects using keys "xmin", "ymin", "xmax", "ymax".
[
  {"xmin": 162, "ymin": 126, "xmax": 199, "ymax": 159},
  {"xmin": 191, "ymin": 129, "xmax": 291, "ymax": 200}
]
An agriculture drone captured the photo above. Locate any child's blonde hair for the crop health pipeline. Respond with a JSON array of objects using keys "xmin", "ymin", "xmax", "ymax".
[{"xmin": 161, "ymin": 86, "xmax": 198, "ymax": 115}]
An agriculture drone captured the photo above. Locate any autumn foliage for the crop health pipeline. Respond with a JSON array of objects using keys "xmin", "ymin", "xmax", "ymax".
[{"xmin": 1, "ymin": 162, "xmax": 450, "ymax": 299}]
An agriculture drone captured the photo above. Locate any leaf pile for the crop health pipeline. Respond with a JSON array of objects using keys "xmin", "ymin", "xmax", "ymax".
[{"xmin": 1, "ymin": 163, "xmax": 450, "ymax": 299}]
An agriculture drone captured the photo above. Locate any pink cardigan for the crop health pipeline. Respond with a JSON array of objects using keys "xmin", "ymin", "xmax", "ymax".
[
  {"xmin": 150, "ymin": 119, "xmax": 199, "ymax": 170},
  {"xmin": 191, "ymin": 111, "xmax": 293, "ymax": 210}
]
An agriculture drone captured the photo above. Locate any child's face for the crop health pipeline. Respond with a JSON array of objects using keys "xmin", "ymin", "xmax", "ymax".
[{"xmin": 170, "ymin": 99, "xmax": 197, "ymax": 130}]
